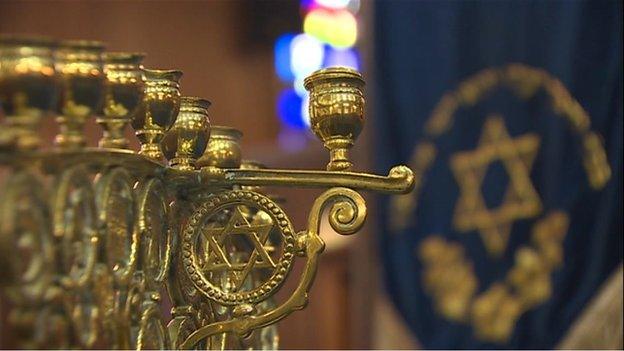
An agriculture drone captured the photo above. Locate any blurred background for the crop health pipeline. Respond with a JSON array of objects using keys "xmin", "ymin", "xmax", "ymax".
[{"xmin": 0, "ymin": 0, "xmax": 621, "ymax": 349}]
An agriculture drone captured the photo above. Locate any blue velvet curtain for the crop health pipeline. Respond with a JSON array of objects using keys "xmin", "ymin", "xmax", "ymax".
[{"xmin": 374, "ymin": 1, "xmax": 622, "ymax": 348}]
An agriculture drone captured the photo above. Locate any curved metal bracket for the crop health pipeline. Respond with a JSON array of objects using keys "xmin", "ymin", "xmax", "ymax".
[{"xmin": 179, "ymin": 187, "xmax": 366, "ymax": 349}]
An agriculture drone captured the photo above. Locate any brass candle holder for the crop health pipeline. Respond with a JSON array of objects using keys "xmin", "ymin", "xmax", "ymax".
[
  {"xmin": 162, "ymin": 96, "xmax": 211, "ymax": 171},
  {"xmin": 133, "ymin": 69, "xmax": 182, "ymax": 160},
  {"xmin": 197, "ymin": 125, "xmax": 243, "ymax": 170},
  {"xmin": 304, "ymin": 66, "xmax": 365, "ymax": 171},
  {"xmin": 0, "ymin": 35, "xmax": 414, "ymax": 351},
  {"xmin": 0, "ymin": 35, "xmax": 58, "ymax": 150},
  {"xmin": 55, "ymin": 40, "xmax": 106, "ymax": 149},
  {"xmin": 99, "ymin": 52, "xmax": 145, "ymax": 149}
]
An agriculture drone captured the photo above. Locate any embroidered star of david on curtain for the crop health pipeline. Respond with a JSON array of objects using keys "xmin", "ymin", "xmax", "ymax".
[{"xmin": 450, "ymin": 115, "xmax": 542, "ymax": 256}]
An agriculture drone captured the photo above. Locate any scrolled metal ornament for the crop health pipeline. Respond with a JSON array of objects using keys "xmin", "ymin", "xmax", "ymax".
[
  {"xmin": 95, "ymin": 166, "xmax": 137, "ymax": 286},
  {"xmin": 52, "ymin": 165, "xmax": 98, "ymax": 290},
  {"xmin": 0, "ymin": 171, "xmax": 52, "ymax": 302},
  {"xmin": 316, "ymin": 187, "xmax": 367, "ymax": 236},
  {"xmin": 136, "ymin": 301, "xmax": 170, "ymax": 350},
  {"xmin": 178, "ymin": 187, "xmax": 367, "ymax": 349},
  {"xmin": 136, "ymin": 177, "xmax": 173, "ymax": 288}
]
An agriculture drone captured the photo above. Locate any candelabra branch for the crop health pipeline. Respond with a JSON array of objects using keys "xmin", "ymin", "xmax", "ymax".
[
  {"xmin": 216, "ymin": 165, "xmax": 415, "ymax": 194},
  {"xmin": 1, "ymin": 150, "xmax": 415, "ymax": 195}
]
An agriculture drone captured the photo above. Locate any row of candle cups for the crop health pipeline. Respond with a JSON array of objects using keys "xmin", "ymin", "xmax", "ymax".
[
  {"xmin": 1, "ymin": 34, "xmax": 367, "ymax": 171},
  {"xmin": 0, "ymin": 35, "xmax": 245, "ymax": 171}
]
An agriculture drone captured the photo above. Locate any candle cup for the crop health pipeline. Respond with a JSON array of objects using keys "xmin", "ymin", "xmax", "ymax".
[
  {"xmin": 98, "ymin": 52, "xmax": 145, "ymax": 149},
  {"xmin": 304, "ymin": 66, "xmax": 365, "ymax": 171},
  {"xmin": 162, "ymin": 96, "xmax": 211, "ymax": 171},
  {"xmin": 197, "ymin": 125, "xmax": 243, "ymax": 170},
  {"xmin": 0, "ymin": 35, "xmax": 59, "ymax": 150},
  {"xmin": 133, "ymin": 69, "xmax": 182, "ymax": 160},
  {"xmin": 54, "ymin": 40, "xmax": 106, "ymax": 149}
]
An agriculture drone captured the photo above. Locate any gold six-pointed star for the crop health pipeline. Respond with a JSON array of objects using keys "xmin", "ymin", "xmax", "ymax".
[
  {"xmin": 450, "ymin": 115, "xmax": 542, "ymax": 256},
  {"xmin": 201, "ymin": 205, "xmax": 275, "ymax": 291}
]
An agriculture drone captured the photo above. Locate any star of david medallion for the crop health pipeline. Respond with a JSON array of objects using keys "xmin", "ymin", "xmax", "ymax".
[{"xmin": 182, "ymin": 190, "xmax": 296, "ymax": 305}]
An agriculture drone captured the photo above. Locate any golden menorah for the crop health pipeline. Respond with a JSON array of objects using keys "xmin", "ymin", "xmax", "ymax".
[{"xmin": 0, "ymin": 35, "xmax": 414, "ymax": 349}]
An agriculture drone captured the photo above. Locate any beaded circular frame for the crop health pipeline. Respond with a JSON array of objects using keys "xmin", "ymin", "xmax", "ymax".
[{"xmin": 182, "ymin": 190, "xmax": 297, "ymax": 305}]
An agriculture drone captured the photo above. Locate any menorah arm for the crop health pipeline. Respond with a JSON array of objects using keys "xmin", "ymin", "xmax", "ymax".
[{"xmin": 201, "ymin": 165, "xmax": 415, "ymax": 194}]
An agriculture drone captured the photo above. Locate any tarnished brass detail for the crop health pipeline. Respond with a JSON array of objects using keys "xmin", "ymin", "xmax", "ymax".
[
  {"xmin": 134, "ymin": 69, "xmax": 182, "ymax": 160},
  {"xmin": 0, "ymin": 35, "xmax": 414, "ymax": 350},
  {"xmin": 162, "ymin": 96, "xmax": 211, "ymax": 171},
  {"xmin": 304, "ymin": 66, "xmax": 364, "ymax": 171},
  {"xmin": 99, "ymin": 52, "xmax": 145, "ymax": 149}
]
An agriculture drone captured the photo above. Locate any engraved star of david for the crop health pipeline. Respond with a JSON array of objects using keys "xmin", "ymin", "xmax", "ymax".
[
  {"xmin": 201, "ymin": 206, "xmax": 275, "ymax": 291},
  {"xmin": 450, "ymin": 115, "xmax": 542, "ymax": 257}
]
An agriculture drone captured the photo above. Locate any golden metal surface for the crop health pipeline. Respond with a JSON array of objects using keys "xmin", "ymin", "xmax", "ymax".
[
  {"xmin": 99, "ymin": 52, "xmax": 145, "ymax": 149},
  {"xmin": 55, "ymin": 40, "xmax": 106, "ymax": 149},
  {"xmin": 304, "ymin": 66, "xmax": 364, "ymax": 171},
  {"xmin": 162, "ymin": 96, "xmax": 211, "ymax": 171},
  {"xmin": 0, "ymin": 35, "xmax": 58, "ymax": 150},
  {"xmin": 197, "ymin": 125, "xmax": 243, "ymax": 170},
  {"xmin": 0, "ymin": 35, "xmax": 414, "ymax": 350},
  {"xmin": 134, "ymin": 68, "xmax": 182, "ymax": 161}
]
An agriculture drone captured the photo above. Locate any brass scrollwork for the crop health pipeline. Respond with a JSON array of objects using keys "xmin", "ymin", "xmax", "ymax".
[
  {"xmin": 0, "ymin": 171, "xmax": 51, "ymax": 301},
  {"xmin": 136, "ymin": 177, "xmax": 173, "ymax": 287},
  {"xmin": 179, "ymin": 187, "xmax": 366, "ymax": 349},
  {"xmin": 52, "ymin": 165, "xmax": 98, "ymax": 290},
  {"xmin": 96, "ymin": 167, "xmax": 137, "ymax": 286}
]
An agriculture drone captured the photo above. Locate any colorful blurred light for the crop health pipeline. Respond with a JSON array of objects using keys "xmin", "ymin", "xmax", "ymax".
[
  {"xmin": 316, "ymin": 0, "xmax": 350, "ymax": 10},
  {"xmin": 303, "ymin": 8, "xmax": 357, "ymax": 48},
  {"xmin": 301, "ymin": 0, "xmax": 360, "ymax": 13},
  {"xmin": 345, "ymin": 0, "xmax": 361, "ymax": 13},
  {"xmin": 275, "ymin": 0, "xmax": 362, "ymax": 138},
  {"xmin": 274, "ymin": 34, "xmax": 295, "ymax": 82},
  {"xmin": 294, "ymin": 77, "xmax": 307, "ymax": 97},
  {"xmin": 289, "ymin": 33, "xmax": 325, "ymax": 79},
  {"xmin": 277, "ymin": 89, "xmax": 306, "ymax": 129},
  {"xmin": 278, "ymin": 127, "xmax": 309, "ymax": 152},
  {"xmin": 324, "ymin": 47, "xmax": 360, "ymax": 69},
  {"xmin": 299, "ymin": 0, "xmax": 317, "ymax": 12},
  {"xmin": 301, "ymin": 93, "xmax": 311, "ymax": 127}
]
